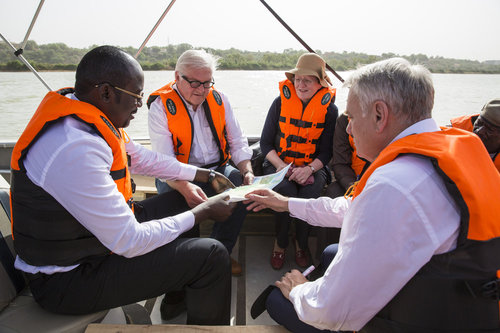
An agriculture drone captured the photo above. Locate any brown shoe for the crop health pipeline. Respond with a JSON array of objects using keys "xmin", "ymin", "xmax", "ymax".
[
  {"xmin": 231, "ymin": 258, "xmax": 242, "ymax": 276},
  {"xmin": 295, "ymin": 249, "xmax": 310, "ymax": 268},
  {"xmin": 270, "ymin": 251, "xmax": 285, "ymax": 270}
]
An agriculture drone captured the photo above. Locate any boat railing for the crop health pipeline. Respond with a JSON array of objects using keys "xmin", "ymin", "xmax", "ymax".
[
  {"xmin": 0, "ymin": 142, "xmax": 14, "ymax": 184},
  {"xmin": 0, "ymin": 136, "xmax": 262, "ymax": 187}
]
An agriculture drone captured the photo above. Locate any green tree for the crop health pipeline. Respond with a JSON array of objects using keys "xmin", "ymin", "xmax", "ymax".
[{"xmin": 1, "ymin": 41, "xmax": 500, "ymax": 74}]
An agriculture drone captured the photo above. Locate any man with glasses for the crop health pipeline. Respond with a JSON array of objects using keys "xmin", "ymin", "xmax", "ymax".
[
  {"xmin": 10, "ymin": 46, "xmax": 236, "ymax": 325},
  {"xmin": 147, "ymin": 49, "xmax": 253, "ymax": 282},
  {"xmin": 450, "ymin": 98, "xmax": 500, "ymax": 172}
]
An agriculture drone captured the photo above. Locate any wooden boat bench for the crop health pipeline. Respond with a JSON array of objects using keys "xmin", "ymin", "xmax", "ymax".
[{"xmin": 0, "ymin": 178, "xmax": 152, "ymax": 332}]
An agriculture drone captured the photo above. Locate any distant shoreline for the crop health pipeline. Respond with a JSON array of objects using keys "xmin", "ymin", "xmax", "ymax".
[
  {"xmin": 2, "ymin": 41, "xmax": 500, "ymax": 74},
  {"xmin": 2, "ymin": 69, "xmax": 500, "ymax": 75}
]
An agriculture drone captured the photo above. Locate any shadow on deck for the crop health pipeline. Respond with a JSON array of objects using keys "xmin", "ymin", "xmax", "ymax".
[
  {"xmin": 133, "ymin": 212, "xmax": 321, "ymax": 328},
  {"xmin": 129, "ymin": 173, "xmax": 322, "ymax": 329}
]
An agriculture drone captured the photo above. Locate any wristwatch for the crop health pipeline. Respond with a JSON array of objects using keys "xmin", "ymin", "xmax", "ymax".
[
  {"xmin": 308, "ymin": 165, "xmax": 315, "ymax": 173},
  {"xmin": 208, "ymin": 170, "xmax": 216, "ymax": 183}
]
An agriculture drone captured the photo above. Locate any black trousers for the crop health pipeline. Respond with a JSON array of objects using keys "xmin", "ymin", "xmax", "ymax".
[
  {"xmin": 266, "ymin": 244, "xmax": 340, "ymax": 333},
  {"xmin": 27, "ymin": 191, "xmax": 231, "ymax": 325},
  {"xmin": 263, "ymin": 163, "xmax": 328, "ymax": 250}
]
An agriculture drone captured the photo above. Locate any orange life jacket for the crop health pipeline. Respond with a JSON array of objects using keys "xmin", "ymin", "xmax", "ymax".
[
  {"xmin": 11, "ymin": 90, "xmax": 133, "ymax": 206},
  {"xmin": 353, "ymin": 127, "xmax": 500, "ymax": 240},
  {"xmin": 348, "ymin": 132, "xmax": 367, "ymax": 177},
  {"xmin": 277, "ymin": 79, "xmax": 336, "ymax": 166},
  {"xmin": 148, "ymin": 82, "xmax": 230, "ymax": 168},
  {"xmin": 354, "ymin": 127, "xmax": 500, "ymax": 332},
  {"xmin": 451, "ymin": 114, "xmax": 500, "ymax": 173},
  {"xmin": 450, "ymin": 114, "xmax": 478, "ymax": 132},
  {"xmin": 10, "ymin": 89, "xmax": 132, "ymax": 266}
]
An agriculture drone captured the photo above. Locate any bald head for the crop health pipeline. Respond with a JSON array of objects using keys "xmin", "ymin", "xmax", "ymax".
[{"xmin": 75, "ymin": 45, "xmax": 143, "ymax": 96}]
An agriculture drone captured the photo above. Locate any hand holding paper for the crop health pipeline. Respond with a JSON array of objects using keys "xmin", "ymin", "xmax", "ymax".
[
  {"xmin": 244, "ymin": 188, "xmax": 289, "ymax": 213},
  {"xmin": 221, "ymin": 163, "xmax": 292, "ymax": 202}
]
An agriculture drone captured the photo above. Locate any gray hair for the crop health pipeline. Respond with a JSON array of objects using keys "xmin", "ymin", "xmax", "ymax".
[
  {"xmin": 344, "ymin": 58, "xmax": 434, "ymax": 124},
  {"xmin": 175, "ymin": 49, "xmax": 219, "ymax": 74}
]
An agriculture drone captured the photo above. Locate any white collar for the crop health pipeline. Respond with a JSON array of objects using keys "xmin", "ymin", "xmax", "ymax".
[{"xmin": 391, "ymin": 118, "xmax": 440, "ymax": 144}]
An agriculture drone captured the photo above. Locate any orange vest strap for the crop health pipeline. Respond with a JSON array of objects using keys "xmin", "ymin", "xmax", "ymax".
[
  {"xmin": 353, "ymin": 127, "xmax": 500, "ymax": 242},
  {"xmin": 150, "ymin": 82, "xmax": 230, "ymax": 165},
  {"xmin": 450, "ymin": 114, "xmax": 478, "ymax": 132},
  {"xmin": 11, "ymin": 90, "xmax": 133, "ymax": 207},
  {"xmin": 348, "ymin": 133, "xmax": 366, "ymax": 176}
]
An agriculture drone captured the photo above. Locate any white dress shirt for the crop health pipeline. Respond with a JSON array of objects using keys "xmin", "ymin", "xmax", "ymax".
[
  {"xmin": 15, "ymin": 93, "xmax": 199, "ymax": 274},
  {"xmin": 148, "ymin": 84, "xmax": 252, "ymax": 168},
  {"xmin": 287, "ymin": 118, "xmax": 461, "ymax": 331}
]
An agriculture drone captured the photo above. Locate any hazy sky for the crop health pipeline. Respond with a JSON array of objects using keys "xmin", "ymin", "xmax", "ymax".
[{"xmin": 2, "ymin": 0, "xmax": 500, "ymax": 61}]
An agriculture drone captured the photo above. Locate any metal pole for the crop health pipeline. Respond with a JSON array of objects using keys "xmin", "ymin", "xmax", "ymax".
[
  {"xmin": 259, "ymin": 0, "xmax": 344, "ymax": 83},
  {"xmin": 0, "ymin": 32, "xmax": 52, "ymax": 91},
  {"xmin": 135, "ymin": 0, "xmax": 177, "ymax": 59},
  {"xmin": 20, "ymin": 0, "xmax": 46, "ymax": 50}
]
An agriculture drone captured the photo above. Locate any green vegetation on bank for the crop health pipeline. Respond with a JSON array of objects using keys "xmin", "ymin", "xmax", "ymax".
[{"xmin": 1, "ymin": 41, "xmax": 500, "ymax": 74}]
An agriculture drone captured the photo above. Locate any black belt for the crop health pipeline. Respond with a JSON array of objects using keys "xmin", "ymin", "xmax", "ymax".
[{"xmin": 280, "ymin": 150, "xmax": 306, "ymax": 159}]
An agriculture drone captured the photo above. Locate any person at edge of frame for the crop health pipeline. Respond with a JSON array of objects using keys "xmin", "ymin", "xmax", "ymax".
[{"xmin": 244, "ymin": 57, "xmax": 500, "ymax": 332}]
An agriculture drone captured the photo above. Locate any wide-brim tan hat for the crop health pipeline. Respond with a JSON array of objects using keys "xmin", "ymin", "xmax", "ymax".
[
  {"xmin": 285, "ymin": 53, "xmax": 332, "ymax": 87},
  {"xmin": 480, "ymin": 98, "xmax": 500, "ymax": 127}
]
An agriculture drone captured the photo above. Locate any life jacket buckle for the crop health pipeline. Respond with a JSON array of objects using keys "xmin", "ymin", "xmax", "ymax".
[
  {"xmin": 481, "ymin": 279, "xmax": 500, "ymax": 300},
  {"xmin": 131, "ymin": 178, "xmax": 136, "ymax": 194},
  {"xmin": 127, "ymin": 198, "xmax": 134, "ymax": 209}
]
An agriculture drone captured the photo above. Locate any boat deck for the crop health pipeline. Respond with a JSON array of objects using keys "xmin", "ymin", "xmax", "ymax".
[
  {"xmin": 96, "ymin": 210, "xmax": 321, "ymax": 329},
  {"xmin": 127, "ymin": 173, "xmax": 321, "ymax": 327},
  {"xmin": 1, "ymin": 141, "xmax": 323, "ymax": 330}
]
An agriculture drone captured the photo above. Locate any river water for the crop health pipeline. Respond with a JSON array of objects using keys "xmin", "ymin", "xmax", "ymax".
[{"xmin": 1, "ymin": 70, "xmax": 500, "ymax": 141}]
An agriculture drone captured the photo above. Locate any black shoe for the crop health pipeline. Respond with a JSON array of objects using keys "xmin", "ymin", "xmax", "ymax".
[{"xmin": 160, "ymin": 296, "xmax": 187, "ymax": 320}]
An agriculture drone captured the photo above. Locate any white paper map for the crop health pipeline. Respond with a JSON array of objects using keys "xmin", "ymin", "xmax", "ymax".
[{"xmin": 221, "ymin": 164, "xmax": 291, "ymax": 202}]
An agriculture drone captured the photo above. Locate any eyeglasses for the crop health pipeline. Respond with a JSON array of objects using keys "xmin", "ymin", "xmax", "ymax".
[
  {"xmin": 95, "ymin": 82, "xmax": 144, "ymax": 106},
  {"xmin": 181, "ymin": 75, "xmax": 215, "ymax": 89}
]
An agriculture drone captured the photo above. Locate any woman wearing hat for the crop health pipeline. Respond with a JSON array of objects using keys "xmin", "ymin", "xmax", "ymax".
[{"xmin": 259, "ymin": 53, "xmax": 338, "ymax": 269}]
